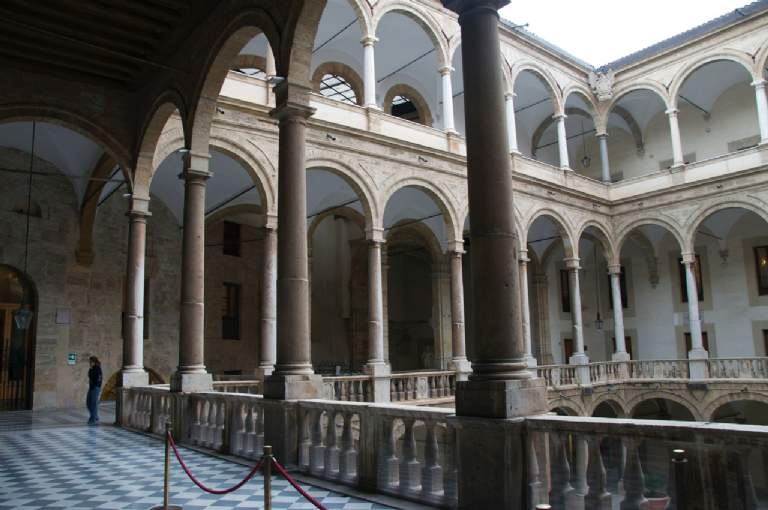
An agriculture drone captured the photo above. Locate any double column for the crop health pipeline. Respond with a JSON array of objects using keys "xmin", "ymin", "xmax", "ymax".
[
  {"xmin": 120, "ymin": 196, "xmax": 150, "ymax": 388},
  {"xmin": 608, "ymin": 264, "xmax": 629, "ymax": 362},
  {"xmin": 172, "ymin": 152, "xmax": 213, "ymax": 392},
  {"xmin": 681, "ymin": 252, "xmax": 708, "ymax": 378},
  {"xmin": 448, "ymin": 246, "xmax": 471, "ymax": 378},
  {"xmin": 564, "ymin": 257, "xmax": 588, "ymax": 365},
  {"xmin": 666, "ymin": 108, "xmax": 685, "ymax": 168},
  {"xmin": 753, "ymin": 79, "xmax": 768, "ymax": 144},
  {"xmin": 518, "ymin": 250, "xmax": 536, "ymax": 368},
  {"xmin": 365, "ymin": 230, "xmax": 390, "ymax": 401},
  {"xmin": 554, "ymin": 113, "xmax": 571, "ymax": 170},
  {"xmin": 362, "ymin": 36, "xmax": 379, "ymax": 108}
]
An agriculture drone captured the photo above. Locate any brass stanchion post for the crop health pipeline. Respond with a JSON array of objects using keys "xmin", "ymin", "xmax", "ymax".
[
  {"xmin": 264, "ymin": 445, "xmax": 273, "ymax": 510},
  {"xmin": 151, "ymin": 422, "xmax": 182, "ymax": 510},
  {"xmin": 672, "ymin": 448, "xmax": 687, "ymax": 510}
]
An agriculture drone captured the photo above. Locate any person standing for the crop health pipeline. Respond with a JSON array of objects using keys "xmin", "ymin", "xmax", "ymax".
[{"xmin": 87, "ymin": 356, "xmax": 102, "ymax": 425}]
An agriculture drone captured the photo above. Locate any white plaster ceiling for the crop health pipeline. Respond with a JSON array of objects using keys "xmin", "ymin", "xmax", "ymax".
[
  {"xmin": 678, "ymin": 60, "xmax": 751, "ymax": 113},
  {"xmin": 696, "ymin": 207, "xmax": 762, "ymax": 241}
]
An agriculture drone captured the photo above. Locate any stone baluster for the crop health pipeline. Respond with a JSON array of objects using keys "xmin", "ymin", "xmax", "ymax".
[
  {"xmin": 421, "ymin": 422, "xmax": 443, "ymax": 495},
  {"xmin": 254, "ymin": 406, "xmax": 265, "ymax": 452},
  {"xmin": 214, "ymin": 401, "xmax": 225, "ymax": 451},
  {"xmin": 244, "ymin": 405, "xmax": 256, "ymax": 457},
  {"xmin": 310, "ymin": 410, "xmax": 325, "ymax": 474},
  {"xmin": 549, "ymin": 433, "xmax": 574, "ymax": 509},
  {"xmin": 586, "ymin": 436, "xmax": 612, "ymax": 510},
  {"xmin": 380, "ymin": 417, "xmax": 399, "ymax": 488},
  {"xmin": 620, "ymin": 438, "xmax": 647, "ymax": 510},
  {"xmin": 324, "ymin": 411, "xmax": 340, "ymax": 477},
  {"xmin": 299, "ymin": 409, "xmax": 311, "ymax": 470},
  {"xmin": 444, "ymin": 425, "xmax": 458, "ymax": 502},
  {"xmin": 400, "ymin": 419, "xmax": 421, "ymax": 492},
  {"xmin": 339, "ymin": 412, "xmax": 356, "ymax": 481},
  {"xmin": 190, "ymin": 399, "xmax": 201, "ymax": 443},
  {"xmin": 528, "ymin": 435, "xmax": 543, "ymax": 506},
  {"xmin": 231, "ymin": 403, "xmax": 245, "ymax": 456},
  {"xmin": 206, "ymin": 402, "xmax": 217, "ymax": 448}
]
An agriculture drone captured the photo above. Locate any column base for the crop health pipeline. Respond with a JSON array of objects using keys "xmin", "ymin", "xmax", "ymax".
[
  {"xmin": 456, "ymin": 378, "xmax": 548, "ymax": 419},
  {"xmin": 569, "ymin": 354, "xmax": 591, "ymax": 385},
  {"xmin": 523, "ymin": 355, "xmax": 538, "ymax": 369},
  {"xmin": 688, "ymin": 349, "xmax": 709, "ymax": 379},
  {"xmin": 170, "ymin": 371, "xmax": 213, "ymax": 393},
  {"xmin": 670, "ymin": 162, "xmax": 685, "ymax": 172},
  {"xmin": 364, "ymin": 362, "xmax": 391, "ymax": 403},
  {"xmin": 264, "ymin": 373, "xmax": 324, "ymax": 400},
  {"xmin": 261, "ymin": 398, "xmax": 299, "ymax": 467},
  {"xmin": 254, "ymin": 365, "xmax": 275, "ymax": 381},
  {"xmin": 448, "ymin": 358, "xmax": 472, "ymax": 381},
  {"xmin": 611, "ymin": 352, "xmax": 631, "ymax": 362},
  {"xmin": 118, "ymin": 369, "xmax": 149, "ymax": 388}
]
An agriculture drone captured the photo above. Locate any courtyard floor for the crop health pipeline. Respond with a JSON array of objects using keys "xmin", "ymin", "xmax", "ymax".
[{"xmin": 0, "ymin": 403, "xmax": 400, "ymax": 510}]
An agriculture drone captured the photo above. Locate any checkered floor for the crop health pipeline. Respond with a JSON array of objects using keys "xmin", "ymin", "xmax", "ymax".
[{"xmin": 0, "ymin": 405, "xmax": 393, "ymax": 509}]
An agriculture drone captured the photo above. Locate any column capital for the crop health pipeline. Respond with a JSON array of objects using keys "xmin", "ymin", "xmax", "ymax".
[
  {"xmin": 665, "ymin": 108, "xmax": 679, "ymax": 116},
  {"xmin": 366, "ymin": 227, "xmax": 385, "ymax": 243},
  {"xmin": 270, "ymin": 102, "xmax": 315, "ymax": 123},
  {"xmin": 504, "ymin": 91, "xmax": 517, "ymax": 99},
  {"xmin": 518, "ymin": 249, "xmax": 530, "ymax": 264},
  {"xmin": 270, "ymin": 80, "xmax": 315, "ymax": 115},
  {"xmin": 564, "ymin": 257, "xmax": 581, "ymax": 270},
  {"xmin": 439, "ymin": 65, "xmax": 455, "ymax": 76},
  {"xmin": 680, "ymin": 252, "xmax": 697, "ymax": 265},
  {"xmin": 126, "ymin": 209, "xmax": 151, "ymax": 220},
  {"xmin": 361, "ymin": 35, "xmax": 379, "ymax": 46},
  {"xmin": 264, "ymin": 213, "xmax": 278, "ymax": 230},
  {"xmin": 553, "ymin": 113, "xmax": 568, "ymax": 121},
  {"xmin": 752, "ymin": 78, "xmax": 767, "ymax": 88},
  {"xmin": 442, "ymin": 0, "xmax": 509, "ymax": 16},
  {"xmin": 595, "ymin": 131, "xmax": 608, "ymax": 139},
  {"xmin": 127, "ymin": 195, "xmax": 150, "ymax": 215},
  {"xmin": 607, "ymin": 264, "xmax": 622, "ymax": 275},
  {"xmin": 448, "ymin": 240, "xmax": 464, "ymax": 253}
]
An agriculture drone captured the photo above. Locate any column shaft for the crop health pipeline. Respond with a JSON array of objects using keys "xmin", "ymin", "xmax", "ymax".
[
  {"xmin": 367, "ymin": 241, "xmax": 385, "ymax": 364},
  {"xmin": 609, "ymin": 266, "xmax": 628, "ymax": 361},
  {"xmin": 598, "ymin": 134, "xmax": 611, "ymax": 183},
  {"xmin": 440, "ymin": 66, "xmax": 456, "ymax": 132},
  {"xmin": 258, "ymin": 227, "xmax": 277, "ymax": 376},
  {"xmin": 505, "ymin": 93, "xmax": 518, "ymax": 153},
  {"xmin": 555, "ymin": 114, "xmax": 570, "ymax": 169},
  {"xmin": 362, "ymin": 37, "xmax": 378, "ymax": 108},
  {"xmin": 450, "ymin": 251, "xmax": 467, "ymax": 360},
  {"xmin": 565, "ymin": 258, "xmax": 587, "ymax": 362},
  {"xmin": 666, "ymin": 109, "xmax": 684, "ymax": 167},
  {"xmin": 519, "ymin": 253, "xmax": 535, "ymax": 367},
  {"xmin": 753, "ymin": 80, "xmax": 768, "ymax": 143},
  {"xmin": 683, "ymin": 257, "xmax": 705, "ymax": 353},
  {"xmin": 121, "ymin": 204, "xmax": 149, "ymax": 387}
]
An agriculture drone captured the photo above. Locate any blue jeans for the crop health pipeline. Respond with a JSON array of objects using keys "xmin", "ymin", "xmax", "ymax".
[{"xmin": 86, "ymin": 386, "xmax": 100, "ymax": 423}]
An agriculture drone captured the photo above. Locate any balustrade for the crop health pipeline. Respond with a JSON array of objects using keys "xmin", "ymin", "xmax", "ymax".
[{"xmin": 707, "ymin": 357, "xmax": 768, "ymax": 379}]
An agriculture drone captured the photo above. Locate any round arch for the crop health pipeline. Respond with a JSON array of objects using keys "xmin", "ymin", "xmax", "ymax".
[
  {"xmin": 575, "ymin": 220, "xmax": 617, "ymax": 264},
  {"xmin": 669, "ymin": 52, "xmax": 757, "ymax": 108},
  {"xmin": 511, "ymin": 62, "xmax": 564, "ymax": 113},
  {"xmin": 382, "ymin": 83, "xmax": 434, "ymax": 127},
  {"xmin": 615, "ymin": 218, "xmax": 686, "ymax": 256},
  {"xmin": 590, "ymin": 397, "xmax": 627, "ymax": 418},
  {"xmin": 628, "ymin": 394, "xmax": 701, "ymax": 421},
  {"xmin": 606, "ymin": 83, "xmax": 672, "ymax": 115},
  {"xmin": 684, "ymin": 202, "xmax": 768, "ymax": 253},
  {"xmin": 524, "ymin": 209, "xmax": 577, "ymax": 258},
  {"xmin": 563, "ymin": 87, "xmax": 598, "ymax": 116},
  {"xmin": 205, "ymin": 203, "xmax": 267, "ymax": 228},
  {"xmin": 307, "ymin": 206, "xmax": 366, "ymax": 252},
  {"xmin": 704, "ymin": 392, "xmax": 768, "ymax": 422},
  {"xmin": 548, "ymin": 402, "xmax": 585, "ymax": 416},
  {"xmin": 381, "ymin": 177, "xmax": 461, "ymax": 245},
  {"xmin": 311, "ymin": 62, "xmax": 365, "ymax": 106},
  {"xmin": 371, "ymin": 1, "xmax": 450, "ymax": 67},
  {"xmin": 386, "ymin": 218, "xmax": 445, "ymax": 262}
]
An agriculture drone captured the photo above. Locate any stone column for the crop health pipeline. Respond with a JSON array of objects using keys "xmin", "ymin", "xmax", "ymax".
[
  {"xmin": 681, "ymin": 252, "xmax": 708, "ymax": 378},
  {"xmin": 519, "ymin": 250, "xmax": 536, "ymax": 368},
  {"xmin": 365, "ymin": 232, "xmax": 390, "ymax": 402},
  {"xmin": 448, "ymin": 247, "xmax": 471, "ymax": 378},
  {"xmin": 666, "ymin": 108, "xmax": 685, "ymax": 167},
  {"xmin": 753, "ymin": 79, "xmax": 768, "ymax": 144},
  {"xmin": 443, "ymin": 2, "xmax": 547, "ymax": 506},
  {"xmin": 608, "ymin": 265, "xmax": 629, "ymax": 362},
  {"xmin": 440, "ymin": 66, "xmax": 457, "ymax": 133},
  {"xmin": 264, "ymin": 93, "xmax": 323, "ymax": 399},
  {"xmin": 554, "ymin": 113, "xmax": 571, "ymax": 170},
  {"xmin": 362, "ymin": 36, "xmax": 378, "ymax": 108},
  {"xmin": 597, "ymin": 133, "xmax": 611, "ymax": 183},
  {"xmin": 256, "ymin": 225, "xmax": 277, "ymax": 379},
  {"xmin": 171, "ymin": 152, "xmax": 213, "ymax": 392},
  {"xmin": 505, "ymin": 93, "xmax": 519, "ymax": 153},
  {"xmin": 565, "ymin": 257, "xmax": 589, "ymax": 368},
  {"xmin": 432, "ymin": 261, "xmax": 453, "ymax": 371},
  {"xmin": 533, "ymin": 273, "xmax": 553, "ymax": 364},
  {"xmin": 120, "ymin": 197, "xmax": 150, "ymax": 388}
]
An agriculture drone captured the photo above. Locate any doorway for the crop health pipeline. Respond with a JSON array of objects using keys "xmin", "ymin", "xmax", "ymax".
[{"xmin": 0, "ymin": 265, "xmax": 36, "ymax": 411}]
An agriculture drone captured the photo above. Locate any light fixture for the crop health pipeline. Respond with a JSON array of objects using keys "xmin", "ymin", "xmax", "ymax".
[
  {"xmin": 580, "ymin": 118, "xmax": 592, "ymax": 168},
  {"xmin": 14, "ymin": 121, "xmax": 36, "ymax": 330},
  {"xmin": 594, "ymin": 243, "xmax": 603, "ymax": 330}
]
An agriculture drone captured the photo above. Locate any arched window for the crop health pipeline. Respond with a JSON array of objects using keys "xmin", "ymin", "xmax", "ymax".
[
  {"xmin": 391, "ymin": 95, "xmax": 420, "ymax": 122},
  {"xmin": 319, "ymin": 73, "xmax": 357, "ymax": 105}
]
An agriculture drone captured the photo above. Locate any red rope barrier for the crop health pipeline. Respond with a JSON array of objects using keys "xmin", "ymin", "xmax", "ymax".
[
  {"xmin": 271, "ymin": 458, "xmax": 328, "ymax": 510},
  {"xmin": 167, "ymin": 432, "xmax": 263, "ymax": 495}
]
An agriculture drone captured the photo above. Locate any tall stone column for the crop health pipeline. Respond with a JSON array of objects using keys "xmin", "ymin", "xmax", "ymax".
[
  {"xmin": 448, "ymin": 247, "xmax": 471, "ymax": 378},
  {"xmin": 264, "ymin": 89, "xmax": 323, "ymax": 400},
  {"xmin": 533, "ymin": 273, "xmax": 553, "ymax": 364},
  {"xmin": 431, "ymin": 261, "xmax": 453, "ymax": 370},
  {"xmin": 365, "ymin": 232, "xmax": 390, "ymax": 402},
  {"xmin": 256, "ymin": 225, "xmax": 277, "ymax": 379},
  {"xmin": 505, "ymin": 93, "xmax": 519, "ymax": 153},
  {"xmin": 554, "ymin": 113, "xmax": 571, "ymax": 170},
  {"xmin": 753, "ymin": 79, "xmax": 768, "ymax": 144},
  {"xmin": 120, "ymin": 196, "xmax": 150, "ymax": 388},
  {"xmin": 565, "ymin": 257, "xmax": 589, "ymax": 366},
  {"xmin": 681, "ymin": 252, "xmax": 708, "ymax": 378},
  {"xmin": 171, "ymin": 152, "xmax": 213, "ymax": 392},
  {"xmin": 666, "ymin": 108, "xmax": 685, "ymax": 167},
  {"xmin": 608, "ymin": 265, "xmax": 630, "ymax": 362},
  {"xmin": 519, "ymin": 250, "xmax": 536, "ymax": 368},
  {"xmin": 440, "ymin": 66, "xmax": 457, "ymax": 133},
  {"xmin": 443, "ymin": 0, "xmax": 546, "ymax": 505},
  {"xmin": 362, "ymin": 36, "xmax": 378, "ymax": 108},
  {"xmin": 597, "ymin": 133, "xmax": 611, "ymax": 183}
]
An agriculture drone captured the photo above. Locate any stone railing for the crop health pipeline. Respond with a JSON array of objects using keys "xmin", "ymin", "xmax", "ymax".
[
  {"xmin": 212, "ymin": 380, "xmax": 262, "ymax": 395},
  {"xmin": 538, "ymin": 364, "xmax": 578, "ymax": 388},
  {"xmin": 707, "ymin": 357, "xmax": 768, "ymax": 379},
  {"xmin": 322, "ymin": 375, "xmax": 372, "ymax": 402},
  {"xmin": 526, "ymin": 414, "xmax": 768, "ymax": 509},
  {"xmin": 627, "ymin": 359, "xmax": 689, "ymax": 380},
  {"xmin": 389, "ymin": 371, "xmax": 456, "ymax": 403}
]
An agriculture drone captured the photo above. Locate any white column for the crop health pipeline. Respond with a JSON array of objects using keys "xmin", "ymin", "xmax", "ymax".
[
  {"xmin": 666, "ymin": 108, "xmax": 685, "ymax": 167},
  {"xmin": 362, "ymin": 36, "xmax": 379, "ymax": 108},
  {"xmin": 682, "ymin": 252, "xmax": 708, "ymax": 378},
  {"xmin": 448, "ymin": 248, "xmax": 471, "ymax": 377},
  {"xmin": 752, "ymin": 79, "xmax": 768, "ymax": 144},
  {"xmin": 597, "ymin": 133, "xmax": 611, "ymax": 183},
  {"xmin": 554, "ymin": 113, "xmax": 571, "ymax": 170},
  {"xmin": 256, "ymin": 226, "xmax": 277, "ymax": 378},
  {"xmin": 519, "ymin": 250, "xmax": 536, "ymax": 368},
  {"xmin": 365, "ymin": 233, "xmax": 390, "ymax": 401},
  {"xmin": 608, "ymin": 264, "xmax": 629, "ymax": 362},
  {"xmin": 565, "ymin": 257, "xmax": 588, "ymax": 365},
  {"xmin": 505, "ymin": 93, "xmax": 519, "ymax": 153},
  {"xmin": 440, "ymin": 66, "xmax": 457, "ymax": 133}
]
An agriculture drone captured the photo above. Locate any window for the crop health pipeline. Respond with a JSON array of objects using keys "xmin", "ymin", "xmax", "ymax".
[
  {"xmin": 222, "ymin": 283, "xmax": 241, "ymax": 340},
  {"xmin": 684, "ymin": 332, "xmax": 709, "ymax": 352},
  {"xmin": 319, "ymin": 74, "xmax": 357, "ymax": 105},
  {"xmin": 391, "ymin": 95, "xmax": 420, "ymax": 122},
  {"xmin": 607, "ymin": 266, "xmax": 628, "ymax": 309},
  {"xmin": 560, "ymin": 269, "xmax": 571, "ymax": 313},
  {"xmin": 223, "ymin": 221, "xmax": 241, "ymax": 257},
  {"xmin": 563, "ymin": 338, "xmax": 573, "ymax": 363},
  {"xmin": 754, "ymin": 246, "xmax": 768, "ymax": 295},
  {"xmin": 611, "ymin": 336, "xmax": 633, "ymax": 359},
  {"xmin": 678, "ymin": 255, "xmax": 704, "ymax": 303}
]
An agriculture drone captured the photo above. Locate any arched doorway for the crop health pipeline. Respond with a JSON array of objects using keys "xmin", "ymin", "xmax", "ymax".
[{"xmin": 0, "ymin": 264, "xmax": 36, "ymax": 411}]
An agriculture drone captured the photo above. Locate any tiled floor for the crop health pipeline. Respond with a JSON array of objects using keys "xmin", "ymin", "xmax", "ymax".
[{"xmin": 0, "ymin": 404, "xmax": 393, "ymax": 509}]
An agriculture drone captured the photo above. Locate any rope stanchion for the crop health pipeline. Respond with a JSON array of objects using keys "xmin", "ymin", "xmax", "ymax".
[
  {"xmin": 271, "ymin": 457, "xmax": 328, "ymax": 510},
  {"xmin": 150, "ymin": 422, "xmax": 182, "ymax": 510},
  {"xmin": 263, "ymin": 446, "xmax": 272, "ymax": 510},
  {"xmin": 168, "ymin": 431, "xmax": 264, "ymax": 495}
]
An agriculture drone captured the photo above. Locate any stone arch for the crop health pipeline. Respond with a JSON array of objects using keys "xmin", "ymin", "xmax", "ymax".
[
  {"xmin": 510, "ymin": 61, "xmax": 564, "ymax": 113},
  {"xmin": 77, "ymin": 154, "xmax": 119, "ymax": 267},
  {"xmin": 232, "ymin": 54, "xmax": 268, "ymax": 72},
  {"xmin": 590, "ymin": 396, "xmax": 628, "ymax": 418},
  {"xmin": 548, "ymin": 400, "xmax": 586, "ymax": 416},
  {"xmin": 307, "ymin": 206, "xmax": 366, "ymax": 253},
  {"xmin": 607, "ymin": 105, "xmax": 646, "ymax": 155},
  {"xmin": 372, "ymin": 0, "xmax": 450, "ymax": 68},
  {"xmin": 306, "ymin": 157, "xmax": 379, "ymax": 234},
  {"xmin": 524, "ymin": 209, "xmax": 576, "ymax": 258},
  {"xmin": 606, "ymin": 83, "xmax": 672, "ymax": 115},
  {"xmin": 531, "ymin": 106, "xmax": 594, "ymax": 158},
  {"xmin": 615, "ymin": 218, "xmax": 685, "ymax": 256},
  {"xmin": 382, "ymin": 83, "xmax": 434, "ymax": 127},
  {"xmin": 669, "ymin": 52, "xmax": 757, "ymax": 109},
  {"xmin": 563, "ymin": 87, "xmax": 598, "ymax": 116},
  {"xmin": 704, "ymin": 393, "xmax": 768, "ymax": 422},
  {"xmin": 381, "ymin": 176, "xmax": 461, "ymax": 245},
  {"xmin": 756, "ymin": 38, "xmax": 768, "ymax": 77},
  {"xmin": 627, "ymin": 393, "xmax": 702, "ymax": 421},
  {"xmin": 575, "ymin": 220, "xmax": 617, "ymax": 264},
  {"xmin": 337, "ymin": 0, "xmax": 373, "ymax": 38},
  {"xmin": 205, "ymin": 203, "xmax": 267, "ymax": 228},
  {"xmin": 311, "ymin": 61, "xmax": 365, "ymax": 106},
  {"xmin": 386, "ymin": 218, "xmax": 444, "ymax": 263},
  {"xmin": 684, "ymin": 201, "xmax": 768, "ymax": 254}
]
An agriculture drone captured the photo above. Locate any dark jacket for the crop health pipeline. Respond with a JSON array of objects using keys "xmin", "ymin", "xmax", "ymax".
[{"xmin": 88, "ymin": 365, "xmax": 102, "ymax": 389}]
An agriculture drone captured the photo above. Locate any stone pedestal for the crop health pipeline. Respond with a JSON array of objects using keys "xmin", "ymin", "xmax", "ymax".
[
  {"xmin": 170, "ymin": 372, "xmax": 213, "ymax": 393},
  {"xmin": 611, "ymin": 351, "xmax": 631, "ymax": 362},
  {"xmin": 688, "ymin": 348, "xmax": 709, "ymax": 379},
  {"xmin": 364, "ymin": 362, "xmax": 391, "ymax": 402},
  {"xmin": 261, "ymin": 399, "xmax": 299, "ymax": 467},
  {"xmin": 448, "ymin": 358, "xmax": 472, "ymax": 381},
  {"xmin": 456, "ymin": 378, "xmax": 547, "ymax": 419},
  {"xmin": 118, "ymin": 370, "xmax": 149, "ymax": 388},
  {"xmin": 264, "ymin": 373, "xmax": 324, "ymax": 400}
]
